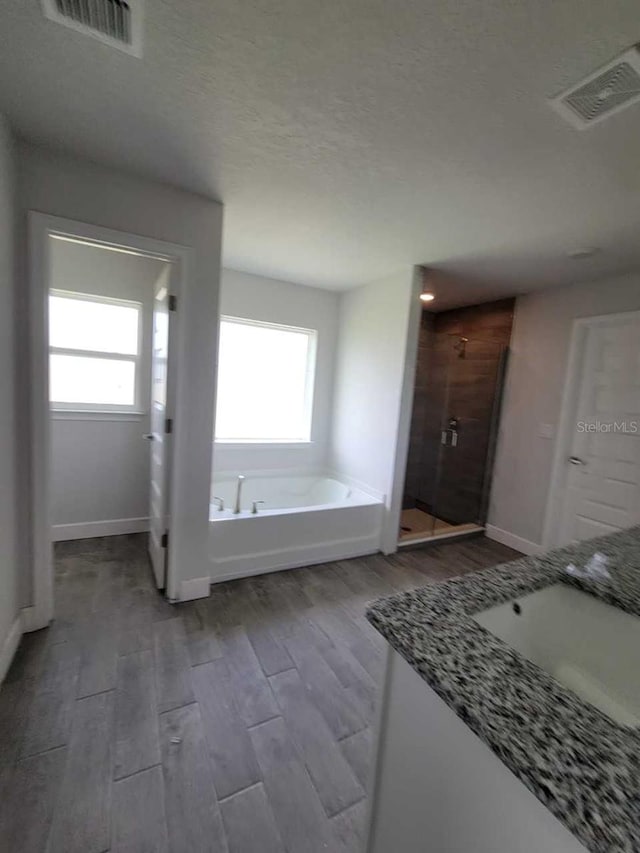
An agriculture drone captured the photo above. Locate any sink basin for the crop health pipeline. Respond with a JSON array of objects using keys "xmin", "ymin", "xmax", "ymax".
[{"xmin": 473, "ymin": 583, "xmax": 640, "ymax": 727}]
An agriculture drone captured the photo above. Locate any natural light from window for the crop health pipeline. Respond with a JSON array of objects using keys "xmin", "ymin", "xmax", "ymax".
[
  {"xmin": 215, "ymin": 317, "xmax": 316, "ymax": 442},
  {"xmin": 49, "ymin": 291, "xmax": 142, "ymax": 410}
]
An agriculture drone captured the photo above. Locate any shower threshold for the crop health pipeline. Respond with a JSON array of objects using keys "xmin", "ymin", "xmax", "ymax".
[
  {"xmin": 398, "ymin": 508, "xmax": 483, "ymax": 547},
  {"xmin": 397, "ymin": 524, "xmax": 484, "ymax": 547}
]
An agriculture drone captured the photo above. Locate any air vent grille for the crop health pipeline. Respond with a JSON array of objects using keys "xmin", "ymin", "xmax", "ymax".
[
  {"xmin": 42, "ymin": 0, "xmax": 142, "ymax": 56},
  {"xmin": 550, "ymin": 45, "xmax": 640, "ymax": 129},
  {"xmin": 565, "ymin": 62, "xmax": 640, "ymax": 122},
  {"xmin": 53, "ymin": 0, "xmax": 131, "ymax": 43}
]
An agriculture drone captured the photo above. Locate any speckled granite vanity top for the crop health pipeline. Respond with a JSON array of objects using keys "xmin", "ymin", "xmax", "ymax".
[{"xmin": 366, "ymin": 526, "xmax": 640, "ymax": 853}]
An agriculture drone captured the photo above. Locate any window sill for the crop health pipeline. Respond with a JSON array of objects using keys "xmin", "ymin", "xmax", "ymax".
[{"xmin": 51, "ymin": 409, "xmax": 147, "ymax": 422}]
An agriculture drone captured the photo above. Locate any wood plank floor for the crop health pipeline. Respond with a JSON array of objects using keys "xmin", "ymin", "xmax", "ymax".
[{"xmin": 0, "ymin": 533, "xmax": 519, "ymax": 853}]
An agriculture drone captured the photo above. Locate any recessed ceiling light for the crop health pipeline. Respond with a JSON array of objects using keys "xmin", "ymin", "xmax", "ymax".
[
  {"xmin": 420, "ymin": 292, "xmax": 435, "ymax": 303},
  {"xmin": 567, "ymin": 247, "xmax": 601, "ymax": 260}
]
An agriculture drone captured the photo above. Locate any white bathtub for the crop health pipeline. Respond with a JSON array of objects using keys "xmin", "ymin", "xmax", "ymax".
[{"xmin": 209, "ymin": 475, "xmax": 384, "ymax": 581}]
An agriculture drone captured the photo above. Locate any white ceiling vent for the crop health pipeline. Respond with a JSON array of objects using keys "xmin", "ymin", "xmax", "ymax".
[
  {"xmin": 42, "ymin": 0, "xmax": 143, "ymax": 57},
  {"xmin": 550, "ymin": 45, "xmax": 640, "ymax": 129}
]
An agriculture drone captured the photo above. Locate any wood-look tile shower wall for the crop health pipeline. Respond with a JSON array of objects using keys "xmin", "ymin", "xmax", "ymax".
[{"xmin": 403, "ymin": 298, "xmax": 515, "ymax": 524}]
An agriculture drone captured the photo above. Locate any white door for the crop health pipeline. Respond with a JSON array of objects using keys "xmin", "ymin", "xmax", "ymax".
[
  {"xmin": 557, "ymin": 313, "xmax": 640, "ymax": 545},
  {"xmin": 148, "ymin": 263, "xmax": 175, "ymax": 588}
]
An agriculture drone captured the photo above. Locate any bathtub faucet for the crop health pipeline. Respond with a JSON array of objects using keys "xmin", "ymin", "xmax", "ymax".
[{"xmin": 233, "ymin": 475, "xmax": 245, "ymax": 514}]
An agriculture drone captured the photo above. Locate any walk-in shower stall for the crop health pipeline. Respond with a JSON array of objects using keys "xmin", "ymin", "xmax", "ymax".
[{"xmin": 400, "ymin": 299, "xmax": 514, "ymax": 545}]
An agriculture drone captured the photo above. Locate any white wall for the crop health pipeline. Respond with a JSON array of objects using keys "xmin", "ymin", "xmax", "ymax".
[
  {"xmin": 49, "ymin": 239, "xmax": 167, "ymax": 538},
  {"xmin": 212, "ymin": 268, "xmax": 340, "ymax": 476},
  {"xmin": 330, "ymin": 267, "xmax": 418, "ymax": 549},
  {"xmin": 489, "ymin": 271, "xmax": 640, "ymax": 550},
  {"xmin": 16, "ymin": 142, "xmax": 223, "ymax": 602},
  {"xmin": 0, "ymin": 115, "xmax": 20, "ymax": 677}
]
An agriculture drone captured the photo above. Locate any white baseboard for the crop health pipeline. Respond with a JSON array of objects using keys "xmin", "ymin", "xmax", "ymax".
[
  {"xmin": 0, "ymin": 615, "xmax": 23, "ymax": 683},
  {"xmin": 21, "ymin": 605, "xmax": 48, "ymax": 633},
  {"xmin": 52, "ymin": 517, "xmax": 150, "ymax": 542},
  {"xmin": 485, "ymin": 525, "xmax": 544, "ymax": 556},
  {"xmin": 178, "ymin": 576, "xmax": 211, "ymax": 602}
]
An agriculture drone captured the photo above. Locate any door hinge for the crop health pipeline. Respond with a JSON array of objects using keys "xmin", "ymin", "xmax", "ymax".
[
  {"xmin": 169, "ymin": 294, "xmax": 177, "ymax": 312},
  {"xmin": 165, "ymin": 417, "xmax": 173, "ymax": 434},
  {"xmin": 161, "ymin": 531, "xmax": 169, "ymax": 548}
]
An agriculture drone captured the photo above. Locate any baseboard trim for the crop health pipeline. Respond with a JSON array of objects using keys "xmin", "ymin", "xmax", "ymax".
[
  {"xmin": 177, "ymin": 576, "xmax": 212, "ymax": 603},
  {"xmin": 0, "ymin": 615, "xmax": 23, "ymax": 683},
  {"xmin": 52, "ymin": 517, "xmax": 150, "ymax": 542},
  {"xmin": 21, "ymin": 605, "xmax": 49, "ymax": 633},
  {"xmin": 485, "ymin": 525, "xmax": 544, "ymax": 556}
]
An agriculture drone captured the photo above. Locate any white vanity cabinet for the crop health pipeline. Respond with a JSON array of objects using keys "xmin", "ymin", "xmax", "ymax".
[{"xmin": 366, "ymin": 649, "xmax": 589, "ymax": 853}]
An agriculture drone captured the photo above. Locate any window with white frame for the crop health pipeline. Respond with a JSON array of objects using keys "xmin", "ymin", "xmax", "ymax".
[
  {"xmin": 215, "ymin": 316, "xmax": 317, "ymax": 443},
  {"xmin": 49, "ymin": 290, "xmax": 143, "ymax": 411}
]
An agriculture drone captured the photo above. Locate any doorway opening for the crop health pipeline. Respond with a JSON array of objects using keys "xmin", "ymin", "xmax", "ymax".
[
  {"xmin": 29, "ymin": 214, "xmax": 186, "ymax": 629},
  {"xmin": 48, "ymin": 234, "xmax": 174, "ymax": 588}
]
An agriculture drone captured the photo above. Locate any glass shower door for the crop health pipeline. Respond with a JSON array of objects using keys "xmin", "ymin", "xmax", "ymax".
[
  {"xmin": 400, "ymin": 332, "xmax": 507, "ymax": 544},
  {"xmin": 430, "ymin": 336, "xmax": 507, "ymax": 533},
  {"xmin": 399, "ymin": 333, "xmax": 507, "ymax": 544}
]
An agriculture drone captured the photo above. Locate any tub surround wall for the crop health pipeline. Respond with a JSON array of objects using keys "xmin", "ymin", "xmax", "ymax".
[{"xmin": 213, "ymin": 268, "xmax": 339, "ymax": 475}]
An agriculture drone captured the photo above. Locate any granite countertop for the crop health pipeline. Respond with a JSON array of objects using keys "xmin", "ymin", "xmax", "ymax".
[{"xmin": 366, "ymin": 526, "xmax": 640, "ymax": 853}]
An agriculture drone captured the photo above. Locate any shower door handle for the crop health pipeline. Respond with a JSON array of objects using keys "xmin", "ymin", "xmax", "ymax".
[
  {"xmin": 442, "ymin": 418, "xmax": 459, "ymax": 447},
  {"xmin": 441, "ymin": 429, "xmax": 459, "ymax": 447}
]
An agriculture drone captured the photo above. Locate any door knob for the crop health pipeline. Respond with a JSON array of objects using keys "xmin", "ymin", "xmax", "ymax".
[
  {"xmin": 568, "ymin": 456, "xmax": 585, "ymax": 465},
  {"xmin": 143, "ymin": 434, "xmax": 154, "ymax": 441}
]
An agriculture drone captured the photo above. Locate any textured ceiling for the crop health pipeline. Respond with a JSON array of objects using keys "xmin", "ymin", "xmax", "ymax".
[{"xmin": 1, "ymin": 0, "xmax": 639, "ymax": 305}]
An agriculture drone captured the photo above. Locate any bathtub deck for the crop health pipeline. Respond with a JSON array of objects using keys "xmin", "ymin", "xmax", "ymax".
[{"xmin": 0, "ymin": 534, "xmax": 519, "ymax": 853}]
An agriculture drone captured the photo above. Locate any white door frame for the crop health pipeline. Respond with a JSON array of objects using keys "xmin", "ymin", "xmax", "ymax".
[
  {"xmin": 28, "ymin": 212, "xmax": 191, "ymax": 629},
  {"xmin": 381, "ymin": 265, "xmax": 424, "ymax": 554},
  {"xmin": 541, "ymin": 309, "xmax": 640, "ymax": 550}
]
